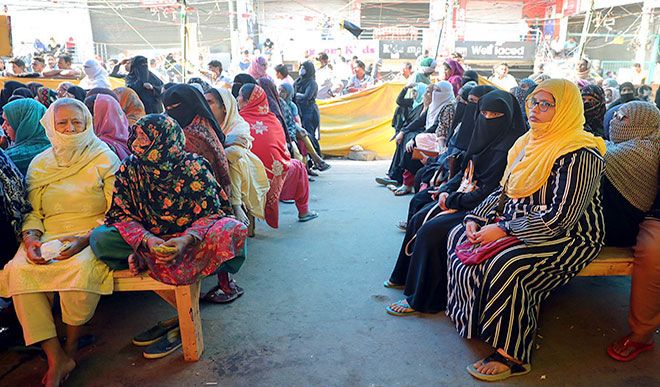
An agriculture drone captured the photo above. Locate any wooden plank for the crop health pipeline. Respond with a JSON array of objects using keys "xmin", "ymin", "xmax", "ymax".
[
  {"xmin": 175, "ymin": 282, "xmax": 204, "ymax": 361},
  {"xmin": 113, "ymin": 275, "xmax": 174, "ymax": 291},
  {"xmin": 578, "ymin": 247, "xmax": 634, "ymax": 277}
]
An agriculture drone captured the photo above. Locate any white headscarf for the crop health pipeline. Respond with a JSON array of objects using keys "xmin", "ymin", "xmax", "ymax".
[
  {"xmin": 426, "ymin": 81, "xmax": 455, "ymax": 130},
  {"xmin": 81, "ymin": 59, "xmax": 111, "ymax": 89},
  {"xmin": 29, "ymin": 98, "xmax": 112, "ymax": 189},
  {"xmin": 215, "ymin": 87, "xmax": 253, "ymax": 148}
]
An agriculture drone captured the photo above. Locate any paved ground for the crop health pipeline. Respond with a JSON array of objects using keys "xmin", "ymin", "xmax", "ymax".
[{"xmin": 0, "ymin": 160, "xmax": 658, "ymax": 386}]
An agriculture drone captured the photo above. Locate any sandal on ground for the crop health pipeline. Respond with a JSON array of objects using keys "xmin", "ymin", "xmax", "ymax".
[
  {"xmin": 308, "ymin": 169, "xmax": 319, "ymax": 177},
  {"xmin": 132, "ymin": 317, "xmax": 179, "ymax": 346},
  {"xmin": 201, "ymin": 281, "xmax": 245, "ymax": 304},
  {"xmin": 386, "ymin": 184, "xmax": 398, "ymax": 191},
  {"xmin": 386, "ymin": 299, "xmax": 417, "ymax": 316},
  {"xmin": 142, "ymin": 327, "xmax": 182, "ymax": 359},
  {"xmin": 280, "ymin": 199, "xmax": 295, "ymax": 204},
  {"xmin": 607, "ymin": 336, "xmax": 655, "ymax": 362},
  {"xmin": 383, "ymin": 280, "xmax": 404, "ymax": 289},
  {"xmin": 467, "ymin": 352, "xmax": 531, "ymax": 382},
  {"xmin": 298, "ymin": 212, "xmax": 319, "ymax": 222},
  {"xmin": 316, "ymin": 162, "xmax": 331, "ymax": 172},
  {"xmin": 396, "ymin": 221, "xmax": 407, "ymax": 232},
  {"xmin": 393, "ymin": 186, "xmax": 413, "ymax": 196},
  {"xmin": 375, "ymin": 177, "xmax": 397, "ymax": 186}
]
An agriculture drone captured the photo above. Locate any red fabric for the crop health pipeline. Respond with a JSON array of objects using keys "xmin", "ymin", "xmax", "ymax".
[
  {"xmin": 240, "ymin": 85, "xmax": 291, "ymax": 228},
  {"xmin": 264, "ymin": 173, "xmax": 285, "ymax": 228},
  {"xmin": 113, "ymin": 215, "xmax": 247, "ymax": 285},
  {"xmin": 93, "ymin": 94, "xmax": 131, "ymax": 160},
  {"xmin": 456, "ymin": 236, "xmax": 521, "ymax": 265},
  {"xmin": 239, "ymin": 85, "xmax": 290, "ymax": 180},
  {"xmin": 280, "ymin": 159, "xmax": 309, "ymax": 215},
  {"xmin": 403, "ymin": 170, "xmax": 415, "ymax": 187}
]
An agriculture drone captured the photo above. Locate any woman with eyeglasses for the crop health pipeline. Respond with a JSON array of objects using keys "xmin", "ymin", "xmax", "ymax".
[
  {"xmin": 602, "ymin": 101, "xmax": 660, "ymax": 362},
  {"xmin": 444, "ymin": 79, "xmax": 607, "ymax": 381}
]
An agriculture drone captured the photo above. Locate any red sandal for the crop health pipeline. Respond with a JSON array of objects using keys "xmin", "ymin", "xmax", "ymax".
[{"xmin": 607, "ymin": 336, "xmax": 655, "ymax": 362}]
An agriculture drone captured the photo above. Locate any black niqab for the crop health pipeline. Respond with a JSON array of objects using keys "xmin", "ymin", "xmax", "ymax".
[
  {"xmin": 294, "ymin": 61, "xmax": 316, "ymax": 94},
  {"xmin": 450, "ymin": 85, "xmax": 496, "ymax": 151},
  {"xmin": 464, "ymin": 90, "xmax": 526, "ymax": 166},
  {"xmin": 162, "ymin": 84, "xmax": 225, "ymax": 144},
  {"xmin": 232, "ymin": 74, "xmax": 257, "ymax": 98}
]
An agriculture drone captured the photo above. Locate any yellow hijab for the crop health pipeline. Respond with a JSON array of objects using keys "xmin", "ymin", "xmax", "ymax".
[{"xmin": 501, "ymin": 79, "xmax": 606, "ymax": 198}]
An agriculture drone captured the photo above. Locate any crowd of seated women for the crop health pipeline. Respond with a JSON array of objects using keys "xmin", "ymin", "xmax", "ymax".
[
  {"xmin": 377, "ymin": 60, "xmax": 659, "ymax": 381},
  {"xmin": 0, "ymin": 55, "xmax": 329, "ymax": 386}
]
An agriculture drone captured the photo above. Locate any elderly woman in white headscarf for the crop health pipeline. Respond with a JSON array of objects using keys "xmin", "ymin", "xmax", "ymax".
[
  {"xmin": 413, "ymin": 81, "xmax": 456, "ymax": 154},
  {"xmin": 80, "ymin": 59, "xmax": 112, "ymax": 89},
  {"xmin": 0, "ymin": 98, "xmax": 119, "ymax": 386},
  {"xmin": 204, "ymin": 87, "xmax": 269, "ymax": 226}
]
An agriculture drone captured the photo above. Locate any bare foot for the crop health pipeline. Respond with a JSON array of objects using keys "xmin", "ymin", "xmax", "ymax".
[
  {"xmin": 474, "ymin": 350, "xmax": 522, "ymax": 376},
  {"xmin": 233, "ymin": 205, "xmax": 250, "ymax": 226},
  {"xmin": 63, "ymin": 340, "xmax": 77, "ymax": 360},
  {"xmin": 611, "ymin": 333, "xmax": 654, "ymax": 357},
  {"xmin": 43, "ymin": 356, "xmax": 76, "ymax": 387},
  {"xmin": 388, "ymin": 300, "xmax": 413, "ymax": 313},
  {"xmin": 473, "ymin": 358, "xmax": 509, "ymax": 376}
]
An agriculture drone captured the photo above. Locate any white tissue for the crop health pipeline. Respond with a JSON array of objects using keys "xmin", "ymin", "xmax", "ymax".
[{"xmin": 40, "ymin": 240, "xmax": 65, "ymax": 261}]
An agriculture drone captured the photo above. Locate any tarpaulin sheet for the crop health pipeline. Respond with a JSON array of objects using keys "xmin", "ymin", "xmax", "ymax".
[
  {"xmin": 0, "ymin": 76, "xmax": 125, "ymax": 90},
  {"xmin": 318, "ymin": 81, "xmax": 404, "ymax": 159}
]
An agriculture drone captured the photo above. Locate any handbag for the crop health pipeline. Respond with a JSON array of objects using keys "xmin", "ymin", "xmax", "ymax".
[
  {"xmin": 454, "ymin": 149, "xmax": 527, "ymax": 265},
  {"xmin": 455, "ymin": 236, "xmax": 521, "ymax": 265}
]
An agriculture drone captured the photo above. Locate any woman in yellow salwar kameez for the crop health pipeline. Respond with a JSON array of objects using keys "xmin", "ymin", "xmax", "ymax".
[{"xmin": 0, "ymin": 98, "xmax": 120, "ymax": 387}]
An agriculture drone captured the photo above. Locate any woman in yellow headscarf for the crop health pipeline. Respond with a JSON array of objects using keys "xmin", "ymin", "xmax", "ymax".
[{"xmin": 444, "ymin": 79, "xmax": 607, "ymax": 381}]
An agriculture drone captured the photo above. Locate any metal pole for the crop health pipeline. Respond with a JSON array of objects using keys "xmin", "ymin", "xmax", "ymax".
[
  {"xmin": 181, "ymin": 0, "xmax": 188, "ymax": 82},
  {"xmin": 635, "ymin": 0, "xmax": 653, "ymax": 64},
  {"xmin": 575, "ymin": 0, "xmax": 595, "ymax": 60},
  {"xmin": 434, "ymin": 0, "xmax": 451, "ymax": 60}
]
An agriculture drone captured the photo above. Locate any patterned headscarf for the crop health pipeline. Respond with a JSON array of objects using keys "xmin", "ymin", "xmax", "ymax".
[
  {"xmin": 105, "ymin": 114, "xmax": 223, "ymax": 236},
  {"xmin": 581, "ymin": 84, "xmax": 606, "ymax": 137},
  {"xmin": 248, "ymin": 56, "xmax": 269, "ymax": 80},
  {"xmin": 605, "ymin": 101, "xmax": 660, "ymax": 211},
  {"xmin": 114, "ymin": 87, "xmax": 146, "ymax": 126},
  {"xmin": 36, "ymin": 87, "xmax": 57, "ymax": 108},
  {"xmin": 0, "ymin": 149, "xmax": 31, "ymax": 240}
]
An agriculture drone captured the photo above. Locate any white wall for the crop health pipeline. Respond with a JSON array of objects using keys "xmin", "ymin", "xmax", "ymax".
[{"xmin": 5, "ymin": 0, "xmax": 95, "ymax": 61}]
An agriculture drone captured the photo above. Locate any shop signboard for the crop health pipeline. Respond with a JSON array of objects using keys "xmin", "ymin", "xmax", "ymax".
[
  {"xmin": 454, "ymin": 41, "xmax": 536, "ymax": 61},
  {"xmin": 379, "ymin": 40, "xmax": 422, "ymax": 60}
]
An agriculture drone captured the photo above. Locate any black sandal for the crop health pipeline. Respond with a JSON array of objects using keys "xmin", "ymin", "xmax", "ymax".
[
  {"xmin": 466, "ymin": 351, "xmax": 531, "ymax": 381},
  {"xmin": 201, "ymin": 281, "xmax": 245, "ymax": 304}
]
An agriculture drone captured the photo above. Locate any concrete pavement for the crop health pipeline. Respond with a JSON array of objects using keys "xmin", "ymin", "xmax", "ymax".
[{"xmin": 0, "ymin": 160, "xmax": 658, "ymax": 386}]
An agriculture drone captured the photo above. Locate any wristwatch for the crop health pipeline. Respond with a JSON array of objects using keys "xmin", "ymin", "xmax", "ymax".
[{"xmin": 497, "ymin": 221, "xmax": 511, "ymax": 235}]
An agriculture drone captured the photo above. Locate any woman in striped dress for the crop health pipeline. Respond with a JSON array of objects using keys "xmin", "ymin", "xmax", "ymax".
[{"xmin": 445, "ymin": 79, "xmax": 607, "ymax": 381}]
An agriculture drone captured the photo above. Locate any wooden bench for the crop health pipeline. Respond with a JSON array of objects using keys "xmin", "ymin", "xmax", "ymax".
[
  {"xmin": 578, "ymin": 246, "xmax": 634, "ymax": 276},
  {"xmin": 112, "ymin": 270, "xmax": 203, "ymax": 361}
]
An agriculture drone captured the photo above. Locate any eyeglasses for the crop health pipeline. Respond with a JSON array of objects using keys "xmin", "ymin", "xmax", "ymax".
[{"xmin": 526, "ymin": 98, "xmax": 556, "ymax": 112}]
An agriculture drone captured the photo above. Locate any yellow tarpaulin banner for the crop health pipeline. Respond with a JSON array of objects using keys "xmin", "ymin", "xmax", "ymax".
[
  {"xmin": 0, "ymin": 76, "xmax": 125, "ymax": 90},
  {"xmin": 318, "ymin": 81, "xmax": 404, "ymax": 159}
]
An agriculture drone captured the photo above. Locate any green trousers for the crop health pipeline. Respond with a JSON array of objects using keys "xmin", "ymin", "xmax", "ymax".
[{"xmin": 89, "ymin": 224, "xmax": 245, "ymax": 274}]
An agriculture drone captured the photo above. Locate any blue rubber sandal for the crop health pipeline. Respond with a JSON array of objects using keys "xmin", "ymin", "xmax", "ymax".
[{"xmin": 386, "ymin": 300, "xmax": 417, "ymax": 316}]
